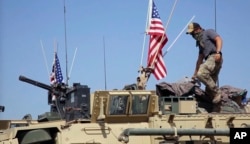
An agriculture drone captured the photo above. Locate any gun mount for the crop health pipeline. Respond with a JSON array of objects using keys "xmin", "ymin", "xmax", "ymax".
[
  {"xmin": 122, "ymin": 67, "xmax": 153, "ymax": 91},
  {"xmin": 19, "ymin": 75, "xmax": 91, "ymax": 122}
]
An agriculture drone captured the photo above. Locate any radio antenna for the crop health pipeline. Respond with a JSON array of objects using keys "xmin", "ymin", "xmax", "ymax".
[
  {"xmin": 40, "ymin": 40, "xmax": 50, "ymax": 77},
  {"xmin": 63, "ymin": 0, "xmax": 69, "ymax": 85},
  {"xmin": 214, "ymin": 0, "xmax": 217, "ymax": 32},
  {"xmin": 69, "ymin": 47, "xmax": 78, "ymax": 78},
  {"xmin": 103, "ymin": 36, "xmax": 107, "ymax": 90},
  {"xmin": 214, "ymin": 0, "xmax": 220, "ymax": 87}
]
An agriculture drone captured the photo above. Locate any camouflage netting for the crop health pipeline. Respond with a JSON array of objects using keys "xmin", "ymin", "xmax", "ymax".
[{"xmin": 156, "ymin": 77, "xmax": 248, "ymax": 113}]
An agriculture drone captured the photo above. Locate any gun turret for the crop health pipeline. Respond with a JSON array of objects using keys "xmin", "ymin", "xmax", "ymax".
[
  {"xmin": 19, "ymin": 75, "xmax": 69, "ymax": 120},
  {"xmin": 19, "ymin": 75, "xmax": 91, "ymax": 122}
]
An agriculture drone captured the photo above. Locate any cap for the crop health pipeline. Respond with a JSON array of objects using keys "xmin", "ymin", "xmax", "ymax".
[{"xmin": 186, "ymin": 22, "xmax": 201, "ymax": 34}]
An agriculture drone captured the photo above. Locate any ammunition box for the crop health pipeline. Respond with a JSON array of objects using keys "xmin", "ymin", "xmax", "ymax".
[{"xmin": 160, "ymin": 96, "xmax": 197, "ymax": 114}]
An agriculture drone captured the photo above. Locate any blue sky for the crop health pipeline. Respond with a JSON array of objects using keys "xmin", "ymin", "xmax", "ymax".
[{"xmin": 1, "ymin": 0, "xmax": 250, "ymax": 119}]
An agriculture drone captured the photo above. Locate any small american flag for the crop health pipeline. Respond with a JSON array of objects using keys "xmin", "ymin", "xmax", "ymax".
[
  {"xmin": 50, "ymin": 52, "xmax": 63, "ymax": 84},
  {"xmin": 147, "ymin": 1, "xmax": 168, "ymax": 80}
]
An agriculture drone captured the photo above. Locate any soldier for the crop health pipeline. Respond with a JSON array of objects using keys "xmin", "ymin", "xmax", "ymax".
[{"xmin": 186, "ymin": 22, "xmax": 223, "ymax": 109}]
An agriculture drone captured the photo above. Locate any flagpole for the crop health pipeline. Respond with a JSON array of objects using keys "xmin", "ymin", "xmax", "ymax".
[
  {"xmin": 165, "ymin": 0, "xmax": 178, "ymax": 32},
  {"xmin": 140, "ymin": 0, "xmax": 152, "ymax": 67},
  {"xmin": 63, "ymin": 0, "xmax": 69, "ymax": 85},
  {"xmin": 54, "ymin": 39, "xmax": 58, "ymax": 52},
  {"xmin": 136, "ymin": 0, "xmax": 153, "ymax": 89},
  {"xmin": 52, "ymin": 40, "xmax": 57, "ymax": 83}
]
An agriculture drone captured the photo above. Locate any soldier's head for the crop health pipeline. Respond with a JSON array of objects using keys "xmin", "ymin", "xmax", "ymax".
[{"xmin": 186, "ymin": 22, "xmax": 203, "ymax": 40}]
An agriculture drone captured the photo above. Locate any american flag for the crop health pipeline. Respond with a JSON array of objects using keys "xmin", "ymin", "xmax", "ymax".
[
  {"xmin": 50, "ymin": 52, "xmax": 63, "ymax": 84},
  {"xmin": 147, "ymin": 1, "xmax": 168, "ymax": 80}
]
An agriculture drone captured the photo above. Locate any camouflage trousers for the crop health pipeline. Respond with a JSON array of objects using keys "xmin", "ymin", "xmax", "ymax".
[{"xmin": 197, "ymin": 54, "xmax": 223, "ymax": 98}]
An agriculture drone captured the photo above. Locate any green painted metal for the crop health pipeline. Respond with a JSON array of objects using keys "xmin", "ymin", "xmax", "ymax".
[{"xmin": 21, "ymin": 129, "xmax": 52, "ymax": 144}]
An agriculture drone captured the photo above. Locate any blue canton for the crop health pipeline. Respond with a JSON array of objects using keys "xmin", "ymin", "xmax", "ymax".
[
  {"xmin": 152, "ymin": 2, "xmax": 161, "ymax": 19},
  {"xmin": 55, "ymin": 53, "xmax": 63, "ymax": 83}
]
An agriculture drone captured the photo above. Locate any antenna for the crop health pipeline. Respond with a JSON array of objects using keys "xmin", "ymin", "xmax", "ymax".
[
  {"xmin": 163, "ymin": 16, "xmax": 195, "ymax": 57},
  {"xmin": 69, "ymin": 47, "xmax": 78, "ymax": 78},
  {"xmin": 214, "ymin": 0, "xmax": 220, "ymax": 87},
  {"xmin": 40, "ymin": 40, "xmax": 50, "ymax": 77},
  {"xmin": 103, "ymin": 36, "xmax": 107, "ymax": 90},
  {"xmin": 214, "ymin": 0, "xmax": 217, "ymax": 32},
  {"xmin": 63, "ymin": 0, "xmax": 69, "ymax": 85}
]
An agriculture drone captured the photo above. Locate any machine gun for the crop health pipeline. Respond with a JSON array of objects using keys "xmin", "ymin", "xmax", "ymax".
[
  {"xmin": 19, "ymin": 75, "xmax": 70, "ymax": 95},
  {"xmin": 19, "ymin": 75, "xmax": 91, "ymax": 122},
  {"xmin": 0, "ymin": 105, "xmax": 4, "ymax": 112}
]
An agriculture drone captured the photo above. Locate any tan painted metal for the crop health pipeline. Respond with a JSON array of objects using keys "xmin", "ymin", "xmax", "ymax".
[{"xmin": 1, "ymin": 90, "xmax": 250, "ymax": 144}]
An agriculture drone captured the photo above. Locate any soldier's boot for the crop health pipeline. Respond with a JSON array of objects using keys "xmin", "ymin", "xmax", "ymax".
[{"xmin": 212, "ymin": 90, "xmax": 221, "ymax": 104}]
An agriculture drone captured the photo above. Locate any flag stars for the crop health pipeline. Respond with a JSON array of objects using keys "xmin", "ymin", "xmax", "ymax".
[
  {"xmin": 152, "ymin": 3, "xmax": 160, "ymax": 18},
  {"xmin": 50, "ymin": 53, "xmax": 63, "ymax": 84}
]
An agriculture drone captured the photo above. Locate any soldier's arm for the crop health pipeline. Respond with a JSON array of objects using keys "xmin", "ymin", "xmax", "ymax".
[{"xmin": 214, "ymin": 36, "xmax": 223, "ymax": 62}]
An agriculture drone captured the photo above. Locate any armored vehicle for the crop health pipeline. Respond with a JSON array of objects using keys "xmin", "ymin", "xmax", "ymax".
[
  {"xmin": 1, "ymin": 1, "xmax": 249, "ymax": 143},
  {"xmin": 1, "ymin": 74, "xmax": 250, "ymax": 144}
]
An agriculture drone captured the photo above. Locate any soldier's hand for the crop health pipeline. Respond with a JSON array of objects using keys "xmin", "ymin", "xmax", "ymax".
[
  {"xmin": 215, "ymin": 53, "xmax": 222, "ymax": 62},
  {"xmin": 191, "ymin": 75, "xmax": 197, "ymax": 81}
]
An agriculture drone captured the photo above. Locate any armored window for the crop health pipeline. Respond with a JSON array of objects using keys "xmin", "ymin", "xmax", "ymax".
[
  {"xmin": 109, "ymin": 95, "xmax": 129, "ymax": 115},
  {"xmin": 10, "ymin": 123, "xmax": 28, "ymax": 128},
  {"xmin": 131, "ymin": 95, "xmax": 150, "ymax": 114}
]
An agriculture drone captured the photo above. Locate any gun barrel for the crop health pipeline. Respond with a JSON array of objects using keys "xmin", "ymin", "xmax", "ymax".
[{"xmin": 19, "ymin": 75, "xmax": 52, "ymax": 91}]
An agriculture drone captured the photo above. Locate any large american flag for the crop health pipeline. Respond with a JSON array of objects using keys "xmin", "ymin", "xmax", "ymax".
[
  {"xmin": 147, "ymin": 1, "xmax": 168, "ymax": 80},
  {"xmin": 50, "ymin": 52, "xmax": 63, "ymax": 84}
]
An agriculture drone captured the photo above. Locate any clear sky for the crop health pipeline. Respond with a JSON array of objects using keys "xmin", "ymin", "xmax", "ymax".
[{"xmin": 1, "ymin": 0, "xmax": 250, "ymax": 119}]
